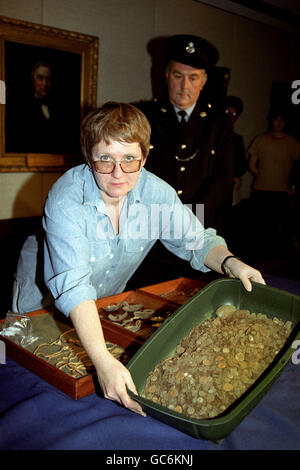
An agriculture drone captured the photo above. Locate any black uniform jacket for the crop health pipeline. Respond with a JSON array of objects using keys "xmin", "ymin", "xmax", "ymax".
[{"xmin": 138, "ymin": 98, "xmax": 234, "ymax": 230}]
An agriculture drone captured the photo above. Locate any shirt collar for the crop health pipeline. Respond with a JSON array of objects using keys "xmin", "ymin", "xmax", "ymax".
[{"xmin": 173, "ymin": 103, "xmax": 196, "ymax": 120}]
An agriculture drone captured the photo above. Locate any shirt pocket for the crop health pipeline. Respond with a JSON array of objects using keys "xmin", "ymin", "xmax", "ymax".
[{"xmin": 89, "ymin": 239, "xmax": 111, "ymax": 263}]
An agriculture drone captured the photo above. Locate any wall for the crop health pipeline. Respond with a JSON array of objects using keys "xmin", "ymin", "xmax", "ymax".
[{"xmin": 0, "ymin": 0, "xmax": 299, "ymax": 218}]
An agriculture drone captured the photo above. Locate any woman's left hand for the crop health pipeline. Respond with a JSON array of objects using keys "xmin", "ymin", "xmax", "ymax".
[{"xmin": 223, "ymin": 256, "xmax": 266, "ymax": 291}]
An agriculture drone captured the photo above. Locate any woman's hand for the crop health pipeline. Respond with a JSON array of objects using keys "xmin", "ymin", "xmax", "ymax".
[
  {"xmin": 70, "ymin": 300, "xmax": 145, "ymax": 417},
  {"xmin": 95, "ymin": 349, "xmax": 146, "ymax": 416},
  {"xmin": 205, "ymin": 246, "xmax": 266, "ymax": 292},
  {"xmin": 223, "ymin": 256, "xmax": 265, "ymax": 292}
]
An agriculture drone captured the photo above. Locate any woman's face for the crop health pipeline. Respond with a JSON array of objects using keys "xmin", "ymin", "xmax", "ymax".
[{"xmin": 91, "ymin": 139, "xmax": 146, "ymax": 204}]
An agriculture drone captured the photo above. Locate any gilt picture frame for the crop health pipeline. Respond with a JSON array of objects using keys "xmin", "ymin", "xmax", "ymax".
[{"xmin": 0, "ymin": 16, "xmax": 98, "ymax": 172}]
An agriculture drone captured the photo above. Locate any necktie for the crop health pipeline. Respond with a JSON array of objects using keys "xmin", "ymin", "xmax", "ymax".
[{"xmin": 178, "ymin": 110, "xmax": 187, "ymax": 124}]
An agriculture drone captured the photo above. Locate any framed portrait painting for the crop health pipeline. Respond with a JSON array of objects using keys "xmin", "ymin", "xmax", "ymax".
[{"xmin": 0, "ymin": 16, "xmax": 98, "ymax": 172}]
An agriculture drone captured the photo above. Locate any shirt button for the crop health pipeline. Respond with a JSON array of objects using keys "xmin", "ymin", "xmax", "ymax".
[
  {"xmin": 180, "ymin": 166, "xmax": 186, "ymax": 172},
  {"xmin": 99, "ymin": 283, "xmax": 103, "ymax": 288},
  {"xmin": 177, "ymin": 190, "xmax": 183, "ymax": 196},
  {"xmin": 140, "ymin": 246, "xmax": 144, "ymax": 251},
  {"xmin": 110, "ymin": 253, "xmax": 114, "ymax": 259},
  {"xmin": 211, "ymin": 149, "xmax": 215, "ymax": 155},
  {"xmin": 90, "ymin": 256, "xmax": 96, "ymax": 262},
  {"xmin": 181, "ymin": 144, "xmax": 187, "ymax": 149},
  {"xmin": 106, "ymin": 270, "xmax": 110, "ymax": 274}
]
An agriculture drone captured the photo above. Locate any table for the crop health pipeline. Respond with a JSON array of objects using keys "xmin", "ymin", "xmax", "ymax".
[{"xmin": 1, "ymin": 274, "xmax": 300, "ymax": 451}]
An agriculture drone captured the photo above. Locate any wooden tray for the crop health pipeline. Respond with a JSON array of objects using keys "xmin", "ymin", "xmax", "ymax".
[
  {"xmin": 0, "ymin": 306, "xmax": 144, "ymax": 400},
  {"xmin": 137, "ymin": 277, "xmax": 207, "ymax": 306},
  {"xmin": 96, "ymin": 290, "xmax": 177, "ymax": 339}
]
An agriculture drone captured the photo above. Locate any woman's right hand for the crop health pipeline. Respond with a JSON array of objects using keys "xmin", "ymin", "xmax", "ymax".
[{"xmin": 95, "ymin": 349, "xmax": 146, "ymax": 417}]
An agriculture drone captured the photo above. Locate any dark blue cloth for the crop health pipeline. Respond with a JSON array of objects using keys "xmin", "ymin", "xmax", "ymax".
[{"xmin": 1, "ymin": 274, "xmax": 300, "ymax": 450}]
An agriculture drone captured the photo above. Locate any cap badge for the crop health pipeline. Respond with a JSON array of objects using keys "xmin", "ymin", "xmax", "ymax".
[{"xmin": 185, "ymin": 41, "xmax": 195, "ymax": 54}]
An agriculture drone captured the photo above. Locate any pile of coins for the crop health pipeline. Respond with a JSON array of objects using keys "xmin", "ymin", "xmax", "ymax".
[{"xmin": 142, "ymin": 305, "xmax": 292, "ymax": 419}]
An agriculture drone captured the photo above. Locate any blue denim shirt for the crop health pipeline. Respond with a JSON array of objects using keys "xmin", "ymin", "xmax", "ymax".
[{"xmin": 13, "ymin": 165, "xmax": 226, "ymax": 316}]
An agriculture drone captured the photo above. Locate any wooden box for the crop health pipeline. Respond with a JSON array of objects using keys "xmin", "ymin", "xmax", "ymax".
[
  {"xmin": 0, "ymin": 305, "xmax": 144, "ymax": 400},
  {"xmin": 138, "ymin": 277, "xmax": 207, "ymax": 306}
]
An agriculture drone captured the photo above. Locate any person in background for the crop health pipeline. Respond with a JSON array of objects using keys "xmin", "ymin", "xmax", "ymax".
[
  {"xmin": 12, "ymin": 102, "xmax": 265, "ymax": 416},
  {"xmin": 130, "ymin": 34, "xmax": 234, "ymax": 286},
  {"xmin": 139, "ymin": 34, "xmax": 234, "ymax": 231},
  {"xmin": 225, "ymin": 96, "xmax": 247, "ymax": 193},
  {"xmin": 248, "ymin": 109, "xmax": 300, "ymax": 256},
  {"xmin": 220, "ymin": 96, "xmax": 248, "ymax": 253}
]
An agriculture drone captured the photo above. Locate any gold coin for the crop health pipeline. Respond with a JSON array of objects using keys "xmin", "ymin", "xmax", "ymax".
[
  {"xmin": 203, "ymin": 359, "xmax": 211, "ymax": 366},
  {"xmin": 215, "ymin": 355, "xmax": 225, "ymax": 363},
  {"xmin": 199, "ymin": 375, "xmax": 209, "ymax": 384},
  {"xmin": 223, "ymin": 383, "xmax": 233, "ymax": 391},
  {"xmin": 174, "ymin": 405, "xmax": 182, "ymax": 413},
  {"xmin": 218, "ymin": 362, "xmax": 227, "ymax": 369},
  {"xmin": 235, "ymin": 352, "xmax": 245, "ymax": 361},
  {"xmin": 177, "ymin": 372, "xmax": 185, "ymax": 381}
]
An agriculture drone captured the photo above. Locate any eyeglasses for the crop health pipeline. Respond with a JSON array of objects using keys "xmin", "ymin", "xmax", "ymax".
[{"xmin": 91, "ymin": 157, "xmax": 142, "ymax": 174}]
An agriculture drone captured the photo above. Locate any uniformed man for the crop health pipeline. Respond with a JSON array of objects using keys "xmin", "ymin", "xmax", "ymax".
[
  {"xmin": 139, "ymin": 34, "xmax": 234, "ymax": 231},
  {"xmin": 128, "ymin": 34, "xmax": 234, "ymax": 286}
]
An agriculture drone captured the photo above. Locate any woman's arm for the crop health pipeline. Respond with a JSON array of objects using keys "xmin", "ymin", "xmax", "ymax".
[
  {"xmin": 205, "ymin": 245, "xmax": 265, "ymax": 291},
  {"xmin": 70, "ymin": 299, "xmax": 145, "ymax": 416}
]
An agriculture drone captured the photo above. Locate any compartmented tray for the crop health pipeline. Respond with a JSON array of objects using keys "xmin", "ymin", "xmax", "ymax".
[
  {"xmin": 0, "ymin": 286, "xmax": 179, "ymax": 399},
  {"xmin": 127, "ymin": 278, "xmax": 300, "ymax": 441},
  {"xmin": 138, "ymin": 277, "xmax": 207, "ymax": 306},
  {"xmin": 0, "ymin": 306, "xmax": 144, "ymax": 399},
  {"xmin": 96, "ymin": 290, "xmax": 177, "ymax": 339}
]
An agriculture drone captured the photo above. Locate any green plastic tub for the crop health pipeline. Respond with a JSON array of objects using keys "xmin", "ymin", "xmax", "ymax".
[{"xmin": 127, "ymin": 278, "xmax": 300, "ymax": 441}]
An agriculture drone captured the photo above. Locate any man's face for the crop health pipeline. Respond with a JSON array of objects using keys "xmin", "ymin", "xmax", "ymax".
[
  {"xmin": 225, "ymin": 106, "xmax": 238, "ymax": 124},
  {"xmin": 32, "ymin": 65, "xmax": 52, "ymax": 98},
  {"xmin": 272, "ymin": 116, "xmax": 285, "ymax": 133},
  {"xmin": 91, "ymin": 140, "xmax": 146, "ymax": 204},
  {"xmin": 166, "ymin": 60, "xmax": 207, "ymax": 110}
]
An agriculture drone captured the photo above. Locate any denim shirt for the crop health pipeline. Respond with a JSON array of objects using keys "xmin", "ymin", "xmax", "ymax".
[{"xmin": 14, "ymin": 165, "xmax": 226, "ymax": 316}]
